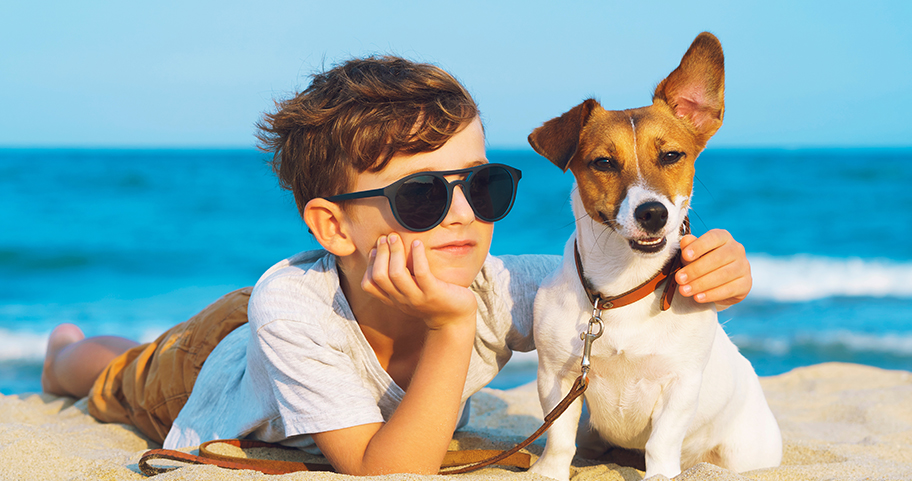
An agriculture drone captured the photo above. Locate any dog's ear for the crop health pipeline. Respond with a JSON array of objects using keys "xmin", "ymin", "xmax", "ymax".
[
  {"xmin": 653, "ymin": 32, "xmax": 725, "ymax": 145},
  {"xmin": 528, "ymin": 99, "xmax": 598, "ymax": 171}
]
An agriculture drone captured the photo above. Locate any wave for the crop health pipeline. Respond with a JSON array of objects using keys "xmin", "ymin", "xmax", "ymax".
[
  {"xmin": 0, "ymin": 327, "xmax": 168, "ymax": 363},
  {"xmin": 732, "ymin": 331, "xmax": 912, "ymax": 357},
  {"xmin": 0, "ymin": 329, "xmax": 48, "ymax": 362},
  {"xmin": 748, "ymin": 254, "xmax": 912, "ymax": 301}
]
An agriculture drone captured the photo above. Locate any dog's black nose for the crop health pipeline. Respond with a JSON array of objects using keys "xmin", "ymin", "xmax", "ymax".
[{"xmin": 635, "ymin": 202, "xmax": 668, "ymax": 232}]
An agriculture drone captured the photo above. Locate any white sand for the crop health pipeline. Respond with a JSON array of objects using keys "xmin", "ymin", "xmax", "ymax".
[{"xmin": 2, "ymin": 362, "xmax": 911, "ymax": 480}]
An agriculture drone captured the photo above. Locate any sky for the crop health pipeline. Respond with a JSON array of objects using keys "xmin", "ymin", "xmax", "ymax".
[{"xmin": 1, "ymin": 1, "xmax": 910, "ymax": 149}]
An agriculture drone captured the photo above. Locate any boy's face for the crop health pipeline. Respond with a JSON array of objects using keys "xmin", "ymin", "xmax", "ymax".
[{"xmin": 342, "ymin": 117, "xmax": 493, "ymax": 288}]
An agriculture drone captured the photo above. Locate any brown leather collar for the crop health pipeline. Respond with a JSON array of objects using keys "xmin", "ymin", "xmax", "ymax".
[{"xmin": 574, "ymin": 241, "xmax": 684, "ymax": 312}]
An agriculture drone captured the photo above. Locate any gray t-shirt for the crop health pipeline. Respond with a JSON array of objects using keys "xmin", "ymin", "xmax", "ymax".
[{"xmin": 163, "ymin": 250, "xmax": 558, "ymax": 453}]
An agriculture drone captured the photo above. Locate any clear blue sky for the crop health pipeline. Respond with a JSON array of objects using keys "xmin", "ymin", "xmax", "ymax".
[{"xmin": 2, "ymin": 0, "xmax": 910, "ymax": 148}]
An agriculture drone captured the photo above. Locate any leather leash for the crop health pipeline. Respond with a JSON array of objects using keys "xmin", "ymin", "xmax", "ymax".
[
  {"xmin": 438, "ymin": 375, "xmax": 588, "ymax": 474},
  {"xmin": 139, "ymin": 440, "xmax": 326, "ymax": 475},
  {"xmin": 138, "ymin": 379, "xmax": 587, "ymax": 476},
  {"xmin": 138, "ymin": 439, "xmax": 532, "ymax": 475}
]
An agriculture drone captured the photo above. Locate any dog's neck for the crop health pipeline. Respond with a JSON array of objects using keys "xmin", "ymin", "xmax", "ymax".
[{"xmin": 570, "ymin": 191, "xmax": 683, "ymax": 298}]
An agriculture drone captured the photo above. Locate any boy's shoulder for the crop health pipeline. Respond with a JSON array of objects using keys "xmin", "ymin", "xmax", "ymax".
[
  {"xmin": 488, "ymin": 253, "xmax": 561, "ymax": 270},
  {"xmin": 476, "ymin": 253, "xmax": 561, "ymax": 288},
  {"xmin": 248, "ymin": 249, "xmax": 346, "ymax": 328},
  {"xmin": 258, "ymin": 249, "xmax": 335, "ymax": 282}
]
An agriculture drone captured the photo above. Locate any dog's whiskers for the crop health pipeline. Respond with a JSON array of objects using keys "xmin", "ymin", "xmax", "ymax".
[
  {"xmin": 694, "ymin": 174, "xmax": 715, "ymax": 203},
  {"xmin": 688, "ymin": 209, "xmax": 708, "ymax": 234}
]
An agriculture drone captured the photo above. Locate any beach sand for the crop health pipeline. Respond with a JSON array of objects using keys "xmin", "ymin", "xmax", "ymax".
[{"xmin": 2, "ymin": 362, "xmax": 911, "ymax": 480}]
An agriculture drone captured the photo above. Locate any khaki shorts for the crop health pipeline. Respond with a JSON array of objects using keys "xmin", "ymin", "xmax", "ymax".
[{"xmin": 87, "ymin": 287, "xmax": 252, "ymax": 444}]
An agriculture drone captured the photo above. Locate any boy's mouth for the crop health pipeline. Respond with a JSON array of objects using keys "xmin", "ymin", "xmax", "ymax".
[{"xmin": 432, "ymin": 240, "xmax": 477, "ymax": 255}]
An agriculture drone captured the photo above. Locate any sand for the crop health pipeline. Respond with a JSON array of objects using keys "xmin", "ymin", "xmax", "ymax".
[{"xmin": 2, "ymin": 362, "xmax": 911, "ymax": 480}]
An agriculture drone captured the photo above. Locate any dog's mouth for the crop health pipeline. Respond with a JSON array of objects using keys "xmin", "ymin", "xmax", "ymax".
[{"xmin": 629, "ymin": 236, "xmax": 667, "ymax": 254}]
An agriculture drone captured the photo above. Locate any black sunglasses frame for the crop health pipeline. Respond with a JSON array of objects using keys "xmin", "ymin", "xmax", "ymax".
[{"xmin": 324, "ymin": 163, "xmax": 522, "ymax": 232}]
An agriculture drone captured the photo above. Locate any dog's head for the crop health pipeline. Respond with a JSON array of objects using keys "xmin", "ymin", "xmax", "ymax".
[{"xmin": 529, "ymin": 32, "xmax": 724, "ymax": 256}]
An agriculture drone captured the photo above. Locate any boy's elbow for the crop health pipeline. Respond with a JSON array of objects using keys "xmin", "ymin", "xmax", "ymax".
[{"xmin": 346, "ymin": 454, "xmax": 442, "ymax": 476}]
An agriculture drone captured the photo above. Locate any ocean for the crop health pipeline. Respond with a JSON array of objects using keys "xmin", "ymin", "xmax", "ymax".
[{"xmin": 2, "ymin": 147, "xmax": 911, "ymax": 394}]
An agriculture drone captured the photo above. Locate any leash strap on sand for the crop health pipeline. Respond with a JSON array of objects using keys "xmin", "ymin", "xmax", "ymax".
[
  {"xmin": 439, "ymin": 374, "xmax": 588, "ymax": 475},
  {"xmin": 139, "ymin": 439, "xmax": 331, "ymax": 476},
  {"xmin": 138, "ymin": 437, "xmax": 538, "ymax": 476}
]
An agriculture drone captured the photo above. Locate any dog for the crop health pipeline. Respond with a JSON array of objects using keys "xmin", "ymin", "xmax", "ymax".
[{"xmin": 526, "ymin": 32, "xmax": 782, "ymax": 480}]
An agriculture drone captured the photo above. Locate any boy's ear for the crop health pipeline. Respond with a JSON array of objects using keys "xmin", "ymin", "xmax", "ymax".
[
  {"xmin": 653, "ymin": 32, "xmax": 725, "ymax": 146},
  {"xmin": 303, "ymin": 198, "xmax": 357, "ymax": 257}
]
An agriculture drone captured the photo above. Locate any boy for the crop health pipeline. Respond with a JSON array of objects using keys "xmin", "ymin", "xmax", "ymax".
[{"xmin": 42, "ymin": 56, "xmax": 753, "ymax": 475}]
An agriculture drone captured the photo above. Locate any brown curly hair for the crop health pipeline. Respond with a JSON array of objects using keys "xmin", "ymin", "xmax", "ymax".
[{"xmin": 256, "ymin": 56, "xmax": 480, "ymax": 217}]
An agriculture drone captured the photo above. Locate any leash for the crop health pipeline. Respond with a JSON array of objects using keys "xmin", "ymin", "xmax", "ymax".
[
  {"xmin": 439, "ymin": 375, "xmax": 588, "ymax": 474},
  {"xmin": 139, "ymin": 440, "xmax": 327, "ymax": 475},
  {"xmin": 139, "ymin": 360, "xmax": 593, "ymax": 477},
  {"xmin": 138, "ymin": 378, "xmax": 587, "ymax": 476},
  {"xmin": 138, "ymin": 439, "xmax": 532, "ymax": 475}
]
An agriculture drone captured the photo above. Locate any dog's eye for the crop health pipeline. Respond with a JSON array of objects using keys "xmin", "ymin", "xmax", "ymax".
[
  {"xmin": 591, "ymin": 158, "xmax": 619, "ymax": 172},
  {"xmin": 661, "ymin": 151, "xmax": 684, "ymax": 165}
]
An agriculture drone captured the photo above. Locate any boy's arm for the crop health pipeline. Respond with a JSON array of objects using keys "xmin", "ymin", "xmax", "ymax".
[
  {"xmin": 311, "ymin": 320, "xmax": 474, "ymax": 475},
  {"xmin": 312, "ymin": 234, "xmax": 477, "ymax": 475}
]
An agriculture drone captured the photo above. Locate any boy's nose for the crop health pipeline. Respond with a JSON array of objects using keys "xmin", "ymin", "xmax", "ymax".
[{"xmin": 441, "ymin": 185, "xmax": 475, "ymax": 226}]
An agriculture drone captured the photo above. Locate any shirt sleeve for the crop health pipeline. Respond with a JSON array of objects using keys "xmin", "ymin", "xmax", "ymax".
[{"xmin": 487, "ymin": 254, "xmax": 561, "ymax": 353}]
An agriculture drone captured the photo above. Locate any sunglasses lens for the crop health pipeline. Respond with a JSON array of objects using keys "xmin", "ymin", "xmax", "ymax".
[
  {"xmin": 394, "ymin": 175, "xmax": 448, "ymax": 231},
  {"xmin": 469, "ymin": 166, "xmax": 516, "ymax": 221}
]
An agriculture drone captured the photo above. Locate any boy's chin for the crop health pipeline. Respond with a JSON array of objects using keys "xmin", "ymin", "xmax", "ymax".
[{"xmin": 431, "ymin": 267, "xmax": 481, "ymax": 289}]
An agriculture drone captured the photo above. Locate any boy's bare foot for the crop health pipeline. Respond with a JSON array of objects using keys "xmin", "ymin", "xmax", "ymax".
[{"xmin": 41, "ymin": 323, "xmax": 86, "ymax": 396}]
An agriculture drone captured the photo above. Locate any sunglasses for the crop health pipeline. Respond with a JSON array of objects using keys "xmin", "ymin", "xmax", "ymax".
[{"xmin": 324, "ymin": 163, "xmax": 522, "ymax": 232}]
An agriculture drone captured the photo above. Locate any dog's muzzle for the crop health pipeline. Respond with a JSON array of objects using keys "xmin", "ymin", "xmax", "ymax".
[{"xmin": 629, "ymin": 202, "xmax": 669, "ymax": 253}]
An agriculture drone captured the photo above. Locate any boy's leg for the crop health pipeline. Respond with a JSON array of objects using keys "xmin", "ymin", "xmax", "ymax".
[{"xmin": 42, "ymin": 323, "xmax": 139, "ymax": 398}]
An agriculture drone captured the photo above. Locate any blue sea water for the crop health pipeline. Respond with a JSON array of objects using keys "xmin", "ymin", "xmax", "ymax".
[{"xmin": 2, "ymin": 147, "xmax": 911, "ymax": 394}]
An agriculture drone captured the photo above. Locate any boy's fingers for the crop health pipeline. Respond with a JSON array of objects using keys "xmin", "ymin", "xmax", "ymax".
[
  {"xmin": 678, "ymin": 234, "xmax": 698, "ymax": 255},
  {"xmin": 385, "ymin": 234, "xmax": 422, "ymax": 300},
  {"xmin": 368, "ymin": 236, "xmax": 400, "ymax": 296},
  {"xmin": 679, "ymin": 261, "xmax": 739, "ymax": 297},
  {"xmin": 409, "ymin": 239, "xmax": 442, "ymax": 296},
  {"xmin": 676, "ymin": 230, "xmax": 744, "ymax": 283},
  {"xmin": 688, "ymin": 278, "xmax": 751, "ymax": 307},
  {"xmin": 674, "ymin": 229, "xmax": 752, "ymax": 309},
  {"xmin": 680, "ymin": 229, "xmax": 736, "ymax": 264},
  {"xmin": 362, "ymin": 247, "xmax": 392, "ymax": 304}
]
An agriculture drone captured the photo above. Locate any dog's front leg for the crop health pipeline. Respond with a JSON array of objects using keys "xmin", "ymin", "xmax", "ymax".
[
  {"xmin": 528, "ymin": 371, "xmax": 584, "ymax": 481},
  {"xmin": 643, "ymin": 375, "xmax": 702, "ymax": 478}
]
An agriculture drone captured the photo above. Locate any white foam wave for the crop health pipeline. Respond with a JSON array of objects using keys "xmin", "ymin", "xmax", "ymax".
[
  {"xmin": 0, "ymin": 326, "xmax": 165, "ymax": 364},
  {"xmin": 0, "ymin": 329, "xmax": 48, "ymax": 362},
  {"xmin": 732, "ymin": 331, "xmax": 912, "ymax": 357},
  {"xmin": 749, "ymin": 254, "xmax": 912, "ymax": 301}
]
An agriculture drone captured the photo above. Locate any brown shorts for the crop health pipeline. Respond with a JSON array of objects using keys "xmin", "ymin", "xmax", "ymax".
[{"xmin": 87, "ymin": 287, "xmax": 253, "ymax": 444}]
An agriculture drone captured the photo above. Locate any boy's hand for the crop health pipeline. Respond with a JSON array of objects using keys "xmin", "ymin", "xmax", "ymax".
[
  {"xmin": 361, "ymin": 233, "xmax": 477, "ymax": 329},
  {"xmin": 675, "ymin": 229, "xmax": 752, "ymax": 311}
]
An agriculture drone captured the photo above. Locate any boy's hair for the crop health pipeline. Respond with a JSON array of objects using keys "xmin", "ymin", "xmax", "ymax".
[{"xmin": 257, "ymin": 56, "xmax": 480, "ymax": 217}]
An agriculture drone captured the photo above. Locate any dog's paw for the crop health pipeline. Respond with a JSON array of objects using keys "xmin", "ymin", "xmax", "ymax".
[{"xmin": 528, "ymin": 460, "xmax": 571, "ymax": 481}]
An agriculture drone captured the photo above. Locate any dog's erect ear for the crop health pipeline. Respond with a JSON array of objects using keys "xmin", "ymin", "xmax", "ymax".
[
  {"xmin": 654, "ymin": 32, "xmax": 725, "ymax": 144},
  {"xmin": 528, "ymin": 99, "xmax": 598, "ymax": 171}
]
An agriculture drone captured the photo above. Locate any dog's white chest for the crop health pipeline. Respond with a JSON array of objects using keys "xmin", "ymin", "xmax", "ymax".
[{"xmin": 583, "ymin": 346, "xmax": 676, "ymax": 446}]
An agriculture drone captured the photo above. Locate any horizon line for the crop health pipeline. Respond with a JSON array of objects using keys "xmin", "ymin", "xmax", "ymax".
[{"xmin": 3, "ymin": 144, "xmax": 912, "ymax": 152}]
